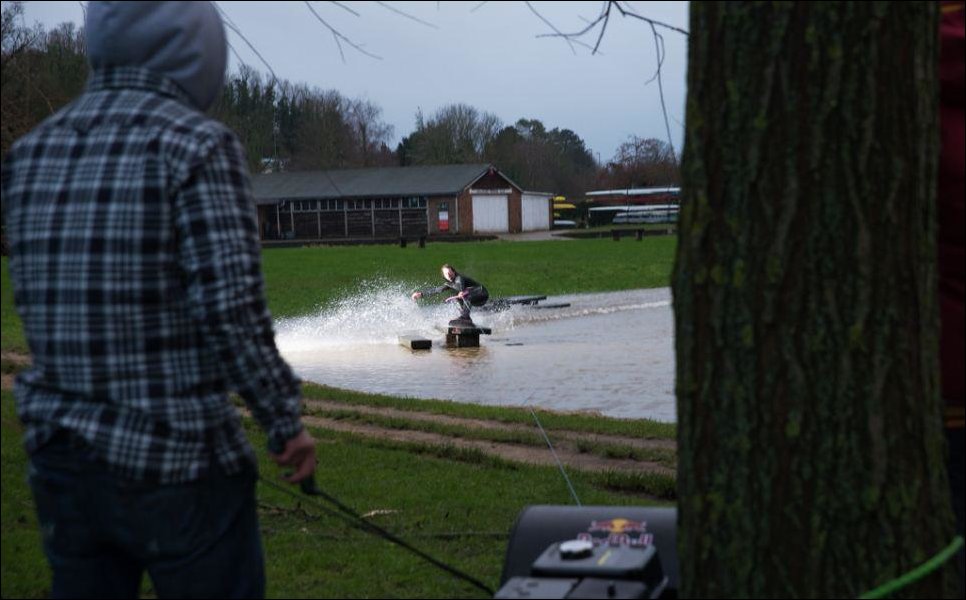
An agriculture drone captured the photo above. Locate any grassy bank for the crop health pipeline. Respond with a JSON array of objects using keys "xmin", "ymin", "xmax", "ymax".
[{"xmin": 1, "ymin": 387, "xmax": 672, "ymax": 598}]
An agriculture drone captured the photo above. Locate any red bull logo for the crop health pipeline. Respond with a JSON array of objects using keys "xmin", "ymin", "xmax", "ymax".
[
  {"xmin": 588, "ymin": 518, "xmax": 647, "ymax": 534},
  {"xmin": 578, "ymin": 518, "xmax": 654, "ymax": 548}
]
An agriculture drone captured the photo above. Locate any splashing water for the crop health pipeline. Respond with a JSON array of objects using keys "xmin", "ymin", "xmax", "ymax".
[
  {"xmin": 275, "ymin": 280, "xmax": 669, "ymax": 353},
  {"xmin": 275, "ymin": 279, "xmax": 516, "ymax": 352}
]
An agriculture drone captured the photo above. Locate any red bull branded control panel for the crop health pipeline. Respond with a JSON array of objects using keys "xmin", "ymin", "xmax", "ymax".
[{"xmin": 496, "ymin": 508, "xmax": 674, "ymax": 599}]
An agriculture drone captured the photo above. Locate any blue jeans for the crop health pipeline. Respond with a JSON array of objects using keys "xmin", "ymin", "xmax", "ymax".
[{"xmin": 28, "ymin": 432, "xmax": 265, "ymax": 599}]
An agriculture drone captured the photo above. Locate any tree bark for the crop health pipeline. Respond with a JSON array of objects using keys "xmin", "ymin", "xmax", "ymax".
[{"xmin": 674, "ymin": 2, "xmax": 956, "ymax": 597}]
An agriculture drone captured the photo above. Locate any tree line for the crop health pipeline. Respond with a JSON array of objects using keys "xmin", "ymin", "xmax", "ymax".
[{"xmin": 2, "ymin": 2, "xmax": 678, "ymax": 199}]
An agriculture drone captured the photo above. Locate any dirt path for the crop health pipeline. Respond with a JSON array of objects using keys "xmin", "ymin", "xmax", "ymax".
[
  {"xmin": 304, "ymin": 399, "xmax": 676, "ymax": 450},
  {"xmin": 1, "ymin": 351, "xmax": 30, "ymax": 390},
  {"xmin": 301, "ymin": 396, "xmax": 676, "ymax": 476},
  {"xmin": 301, "ymin": 413, "xmax": 674, "ymax": 477}
]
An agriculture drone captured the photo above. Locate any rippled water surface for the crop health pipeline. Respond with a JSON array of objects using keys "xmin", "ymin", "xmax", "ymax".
[{"xmin": 276, "ymin": 285, "xmax": 675, "ymax": 421}]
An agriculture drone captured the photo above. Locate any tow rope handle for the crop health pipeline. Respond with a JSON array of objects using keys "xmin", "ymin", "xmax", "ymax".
[{"xmin": 267, "ymin": 438, "xmax": 324, "ymax": 496}]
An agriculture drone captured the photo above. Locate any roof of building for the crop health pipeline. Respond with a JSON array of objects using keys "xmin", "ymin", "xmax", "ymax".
[{"xmin": 252, "ymin": 164, "xmax": 503, "ymax": 203}]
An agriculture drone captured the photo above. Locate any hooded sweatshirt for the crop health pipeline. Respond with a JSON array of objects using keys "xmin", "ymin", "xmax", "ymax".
[{"xmin": 85, "ymin": 0, "xmax": 227, "ymax": 111}]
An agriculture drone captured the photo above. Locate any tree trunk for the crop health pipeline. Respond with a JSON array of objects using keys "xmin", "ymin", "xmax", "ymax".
[{"xmin": 674, "ymin": 2, "xmax": 956, "ymax": 597}]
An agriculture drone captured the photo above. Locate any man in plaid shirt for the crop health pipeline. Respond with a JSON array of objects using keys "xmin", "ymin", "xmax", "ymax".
[{"xmin": 2, "ymin": 2, "xmax": 315, "ymax": 597}]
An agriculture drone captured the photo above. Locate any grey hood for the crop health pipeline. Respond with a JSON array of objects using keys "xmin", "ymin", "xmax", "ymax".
[{"xmin": 86, "ymin": 1, "xmax": 227, "ymax": 111}]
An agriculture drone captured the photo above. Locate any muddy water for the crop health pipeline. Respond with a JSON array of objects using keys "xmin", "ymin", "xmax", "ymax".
[{"xmin": 275, "ymin": 286, "xmax": 675, "ymax": 422}]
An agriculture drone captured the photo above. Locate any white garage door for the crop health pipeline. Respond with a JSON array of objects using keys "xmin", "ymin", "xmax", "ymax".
[
  {"xmin": 472, "ymin": 195, "xmax": 509, "ymax": 233},
  {"xmin": 521, "ymin": 194, "xmax": 551, "ymax": 231}
]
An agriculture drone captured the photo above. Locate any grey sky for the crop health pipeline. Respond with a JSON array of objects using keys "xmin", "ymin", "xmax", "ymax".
[{"xmin": 23, "ymin": 1, "xmax": 689, "ymax": 162}]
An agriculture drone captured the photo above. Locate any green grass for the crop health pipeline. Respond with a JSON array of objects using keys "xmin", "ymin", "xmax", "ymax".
[
  {"xmin": 303, "ymin": 382, "xmax": 676, "ymax": 441},
  {"xmin": 262, "ymin": 418, "xmax": 677, "ymax": 594},
  {"xmin": 1, "ymin": 260, "xmax": 27, "ymax": 353},
  {"xmin": 1, "ymin": 390, "xmax": 670, "ymax": 598},
  {"xmin": 259, "ymin": 238, "xmax": 675, "ymax": 318},
  {"xmin": 1, "ymin": 391, "xmax": 50, "ymax": 598}
]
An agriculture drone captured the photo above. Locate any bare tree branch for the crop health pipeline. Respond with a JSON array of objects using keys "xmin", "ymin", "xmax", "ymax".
[
  {"xmin": 374, "ymin": 1, "xmax": 438, "ymax": 29},
  {"xmin": 330, "ymin": 29, "xmax": 347, "ymax": 63},
  {"xmin": 524, "ymin": 1, "xmax": 617, "ymax": 56},
  {"xmin": 612, "ymin": 1, "xmax": 689, "ymax": 36},
  {"xmin": 303, "ymin": 1, "xmax": 383, "ymax": 61},
  {"xmin": 534, "ymin": 13, "xmax": 606, "ymax": 46},
  {"xmin": 471, "ymin": 2, "xmax": 488, "ymax": 13},
  {"xmin": 591, "ymin": 1, "xmax": 613, "ymax": 54},
  {"xmin": 527, "ymin": 9, "xmax": 604, "ymax": 55},
  {"xmin": 619, "ymin": 0, "xmax": 639, "ymax": 13},
  {"xmin": 1, "ymin": 28, "xmax": 38, "ymax": 70},
  {"xmin": 537, "ymin": 0, "xmax": 688, "ymax": 47},
  {"xmin": 329, "ymin": 1, "xmax": 360, "ymax": 17},
  {"xmin": 214, "ymin": 2, "xmax": 279, "ymax": 83},
  {"xmin": 643, "ymin": 27, "xmax": 664, "ymax": 85},
  {"xmin": 527, "ymin": 1, "xmax": 683, "ymax": 162},
  {"xmin": 525, "ymin": 1, "xmax": 577, "ymax": 55},
  {"xmin": 647, "ymin": 21, "xmax": 676, "ymax": 161},
  {"xmin": 226, "ymin": 39, "xmax": 247, "ymax": 70}
]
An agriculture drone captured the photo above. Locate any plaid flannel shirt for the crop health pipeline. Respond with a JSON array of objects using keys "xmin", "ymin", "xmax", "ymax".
[{"xmin": 2, "ymin": 66, "xmax": 303, "ymax": 484}]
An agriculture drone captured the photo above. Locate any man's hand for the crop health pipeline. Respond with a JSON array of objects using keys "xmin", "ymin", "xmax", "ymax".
[
  {"xmin": 269, "ymin": 429, "xmax": 317, "ymax": 484},
  {"xmin": 445, "ymin": 295, "xmax": 459, "ymax": 303},
  {"xmin": 411, "ymin": 291, "xmax": 422, "ymax": 300}
]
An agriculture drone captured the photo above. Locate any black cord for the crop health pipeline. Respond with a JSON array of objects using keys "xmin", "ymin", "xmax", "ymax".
[{"xmin": 258, "ymin": 475, "xmax": 496, "ymax": 596}]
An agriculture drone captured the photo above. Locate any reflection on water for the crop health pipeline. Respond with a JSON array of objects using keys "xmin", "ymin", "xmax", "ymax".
[{"xmin": 275, "ymin": 284, "xmax": 676, "ymax": 422}]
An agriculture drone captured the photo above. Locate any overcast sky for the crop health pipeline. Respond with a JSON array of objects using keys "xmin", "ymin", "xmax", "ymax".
[{"xmin": 22, "ymin": 1, "xmax": 690, "ymax": 162}]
